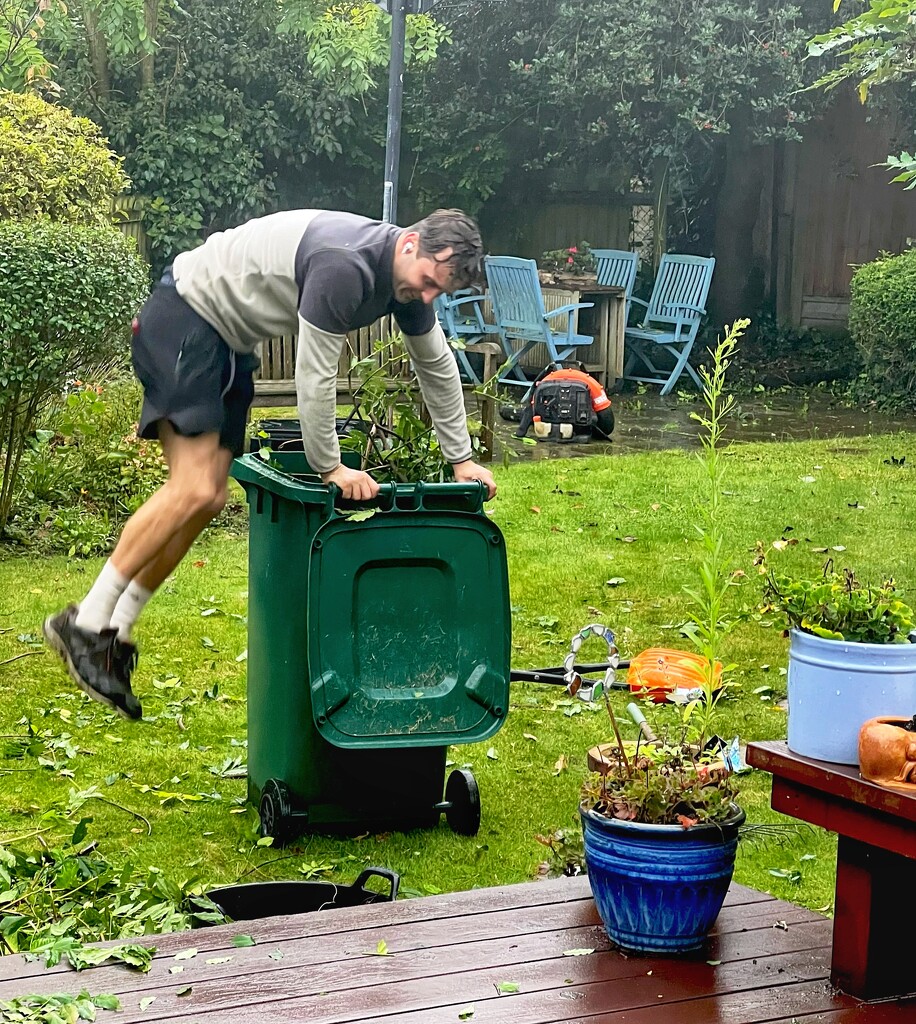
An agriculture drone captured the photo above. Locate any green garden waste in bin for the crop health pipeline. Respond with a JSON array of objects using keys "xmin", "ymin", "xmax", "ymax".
[{"xmin": 231, "ymin": 452, "xmax": 511, "ymax": 844}]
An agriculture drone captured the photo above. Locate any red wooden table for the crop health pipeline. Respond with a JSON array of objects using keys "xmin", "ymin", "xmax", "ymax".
[
  {"xmin": 747, "ymin": 739, "xmax": 916, "ymax": 1001},
  {"xmin": 0, "ymin": 874, "xmax": 913, "ymax": 1021}
]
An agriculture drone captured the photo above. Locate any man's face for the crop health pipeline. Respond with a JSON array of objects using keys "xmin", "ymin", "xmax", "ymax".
[{"xmin": 393, "ymin": 233, "xmax": 455, "ymax": 304}]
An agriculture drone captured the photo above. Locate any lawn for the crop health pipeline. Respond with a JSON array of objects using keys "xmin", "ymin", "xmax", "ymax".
[{"xmin": 3, "ymin": 429, "xmax": 916, "ymax": 929}]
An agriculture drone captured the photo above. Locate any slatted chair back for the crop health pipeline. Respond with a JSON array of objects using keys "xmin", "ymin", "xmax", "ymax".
[
  {"xmin": 484, "ymin": 256, "xmax": 550, "ymax": 343},
  {"xmin": 592, "ymin": 248, "xmax": 638, "ymax": 294},
  {"xmin": 645, "ymin": 254, "xmax": 714, "ymax": 341}
]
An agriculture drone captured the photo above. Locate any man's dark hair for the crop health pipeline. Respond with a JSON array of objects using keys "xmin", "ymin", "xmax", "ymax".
[{"xmin": 408, "ymin": 208, "xmax": 484, "ymax": 291}]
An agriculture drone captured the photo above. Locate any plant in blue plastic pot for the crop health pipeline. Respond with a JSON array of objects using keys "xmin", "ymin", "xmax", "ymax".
[
  {"xmin": 579, "ymin": 322, "xmax": 748, "ymax": 954},
  {"xmin": 579, "ymin": 731, "xmax": 744, "ymax": 954},
  {"xmin": 761, "ymin": 564, "xmax": 916, "ymax": 765}
]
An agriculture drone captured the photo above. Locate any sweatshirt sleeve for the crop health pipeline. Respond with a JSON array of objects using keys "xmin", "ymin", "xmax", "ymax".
[
  {"xmin": 295, "ymin": 252, "xmax": 370, "ymax": 474},
  {"xmin": 402, "ymin": 320, "xmax": 473, "ymax": 465},
  {"xmin": 296, "ymin": 315, "xmax": 346, "ymax": 475}
]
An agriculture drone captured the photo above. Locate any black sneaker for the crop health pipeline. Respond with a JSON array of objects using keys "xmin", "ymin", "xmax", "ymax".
[
  {"xmin": 112, "ymin": 638, "xmax": 139, "ymax": 689},
  {"xmin": 42, "ymin": 605, "xmax": 143, "ymax": 720}
]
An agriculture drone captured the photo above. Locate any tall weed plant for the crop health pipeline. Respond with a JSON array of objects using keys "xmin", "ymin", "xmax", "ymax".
[{"xmin": 681, "ymin": 319, "xmax": 748, "ymax": 745}]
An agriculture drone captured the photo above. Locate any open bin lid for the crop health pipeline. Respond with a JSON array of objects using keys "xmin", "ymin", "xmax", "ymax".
[{"xmin": 307, "ymin": 496, "xmax": 511, "ymax": 749}]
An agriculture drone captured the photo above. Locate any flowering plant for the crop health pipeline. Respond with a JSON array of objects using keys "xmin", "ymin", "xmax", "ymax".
[{"xmin": 539, "ymin": 241, "xmax": 597, "ymax": 276}]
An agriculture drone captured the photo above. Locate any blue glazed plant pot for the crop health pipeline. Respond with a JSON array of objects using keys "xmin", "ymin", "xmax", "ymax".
[{"xmin": 580, "ymin": 802, "xmax": 745, "ymax": 954}]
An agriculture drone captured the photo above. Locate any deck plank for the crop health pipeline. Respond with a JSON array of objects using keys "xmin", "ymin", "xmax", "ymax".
[
  {"xmin": 0, "ymin": 878, "xmax": 908, "ymax": 1023},
  {"xmin": 0, "ymin": 878, "xmax": 775, "ymax": 984},
  {"xmin": 104, "ymin": 947, "xmax": 833, "ymax": 1024},
  {"xmin": 0, "ymin": 900, "xmax": 821, "ymax": 1000}
]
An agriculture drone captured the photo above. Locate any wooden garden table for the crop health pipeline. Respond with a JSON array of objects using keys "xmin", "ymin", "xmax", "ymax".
[
  {"xmin": 543, "ymin": 281, "xmax": 627, "ymax": 389},
  {"xmin": 747, "ymin": 739, "xmax": 916, "ymax": 1001}
]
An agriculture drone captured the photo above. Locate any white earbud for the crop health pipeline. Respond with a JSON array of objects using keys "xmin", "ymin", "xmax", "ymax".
[{"xmin": 404, "ymin": 243, "xmax": 414, "ymax": 253}]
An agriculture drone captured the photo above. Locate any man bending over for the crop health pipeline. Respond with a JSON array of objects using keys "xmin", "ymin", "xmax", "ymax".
[{"xmin": 44, "ymin": 208, "xmax": 496, "ymax": 720}]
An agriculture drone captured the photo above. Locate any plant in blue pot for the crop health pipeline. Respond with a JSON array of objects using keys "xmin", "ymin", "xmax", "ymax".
[
  {"xmin": 761, "ymin": 564, "xmax": 916, "ymax": 765},
  {"xmin": 579, "ymin": 720, "xmax": 744, "ymax": 954},
  {"xmin": 579, "ymin": 321, "xmax": 748, "ymax": 954}
]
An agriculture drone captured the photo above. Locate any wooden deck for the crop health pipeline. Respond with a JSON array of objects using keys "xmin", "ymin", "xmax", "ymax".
[{"xmin": 0, "ymin": 877, "xmax": 913, "ymax": 1022}]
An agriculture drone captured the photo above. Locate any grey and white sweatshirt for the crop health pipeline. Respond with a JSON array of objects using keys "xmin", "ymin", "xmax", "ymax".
[{"xmin": 171, "ymin": 209, "xmax": 472, "ymax": 474}]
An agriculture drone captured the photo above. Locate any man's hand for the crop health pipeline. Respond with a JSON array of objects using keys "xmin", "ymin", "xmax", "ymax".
[
  {"xmin": 321, "ymin": 464, "xmax": 380, "ymax": 501},
  {"xmin": 452, "ymin": 460, "xmax": 497, "ymax": 500}
]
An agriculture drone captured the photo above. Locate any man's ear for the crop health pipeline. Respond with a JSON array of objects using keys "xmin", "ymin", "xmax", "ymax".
[{"xmin": 401, "ymin": 231, "xmax": 420, "ymax": 255}]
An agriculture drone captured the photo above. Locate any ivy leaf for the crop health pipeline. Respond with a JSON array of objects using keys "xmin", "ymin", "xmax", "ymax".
[
  {"xmin": 458, "ymin": 1007, "xmax": 475, "ymax": 1020},
  {"xmin": 174, "ymin": 948, "xmax": 198, "ymax": 960},
  {"xmin": 495, "ymin": 981, "xmax": 519, "ymax": 994},
  {"xmin": 562, "ymin": 948, "xmax": 595, "ymax": 956},
  {"xmin": 140, "ymin": 996, "xmax": 156, "ymax": 1010},
  {"xmin": 232, "ymin": 934, "xmax": 256, "ymax": 947}
]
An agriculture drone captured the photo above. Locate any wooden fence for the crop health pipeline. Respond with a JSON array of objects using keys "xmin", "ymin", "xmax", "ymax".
[
  {"xmin": 254, "ymin": 315, "xmax": 411, "ymax": 406},
  {"xmin": 112, "ymin": 196, "xmax": 150, "ymax": 262}
]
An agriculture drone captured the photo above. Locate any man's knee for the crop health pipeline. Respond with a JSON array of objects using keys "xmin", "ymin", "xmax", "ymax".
[
  {"xmin": 195, "ymin": 483, "xmax": 225, "ymax": 520},
  {"xmin": 168, "ymin": 478, "xmax": 228, "ymax": 520}
]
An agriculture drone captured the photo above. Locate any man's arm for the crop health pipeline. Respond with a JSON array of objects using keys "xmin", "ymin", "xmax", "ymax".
[
  {"xmin": 401, "ymin": 321, "xmax": 496, "ymax": 499},
  {"xmin": 296, "ymin": 252, "xmax": 379, "ymax": 500},
  {"xmin": 295, "ymin": 317, "xmax": 379, "ymax": 500}
]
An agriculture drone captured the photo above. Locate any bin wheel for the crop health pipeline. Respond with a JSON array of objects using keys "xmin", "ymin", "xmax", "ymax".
[
  {"xmin": 445, "ymin": 769, "xmax": 480, "ymax": 836},
  {"xmin": 259, "ymin": 779, "xmax": 294, "ymax": 847}
]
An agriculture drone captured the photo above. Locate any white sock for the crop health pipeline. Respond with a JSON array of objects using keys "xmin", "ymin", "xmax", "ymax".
[
  {"xmin": 74, "ymin": 560, "xmax": 130, "ymax": 634},
  {"xmin": 109, "ymin": 580, "xmax": 153, "ymax": 642}
]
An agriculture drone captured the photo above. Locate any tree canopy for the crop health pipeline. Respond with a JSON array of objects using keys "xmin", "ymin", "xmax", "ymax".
[
  {"xmin": 5, "ymin": 0, "xmax": 843, "ymax": 258},
  {"xmin": 36, "ymin": 0, "xmax": 448, "ymax": 266},
  {"xmin": 404, "ymin": 0, "xmax": 828, "ymax": 227}
]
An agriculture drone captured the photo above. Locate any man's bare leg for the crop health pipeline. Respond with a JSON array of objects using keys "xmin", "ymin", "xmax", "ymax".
[
  {"xmin": 44, "ymin": 424, "xmax": 234, "ymax": 719},
  {"xmin": 108, "ymin": 426, "xmax": 234, "ymax": 640},
  {"xmin": 107, "ymin": 425, "xmax": 232, "ymax": 583}
]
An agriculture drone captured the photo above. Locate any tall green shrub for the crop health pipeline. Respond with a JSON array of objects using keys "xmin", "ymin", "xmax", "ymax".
[
  {"xmin": 0, "ymin": 221, "xmax": 148, "ymax": 534},
  {"xmin": 848, "ymin": 249, "xmax": 916, "ymax": 410},
  {"xmin": 0, "ymin": 90, "xmax": 129, "ymax": 221}
]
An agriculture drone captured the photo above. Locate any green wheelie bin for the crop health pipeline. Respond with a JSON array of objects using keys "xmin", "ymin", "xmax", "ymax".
[{"xmin": 231, "ymin": 451, "xmax": 511, "ymax": 844}]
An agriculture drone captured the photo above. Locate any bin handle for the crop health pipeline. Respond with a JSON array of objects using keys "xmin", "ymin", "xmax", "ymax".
[
  {"xmin": 324, "ymin": 482, "xmax": 404, "ymax": 514},
  {"xmin": 352, "ymin": 867, "xmax": 400, "ymax": 902},
  {"xmin": 324, "ymin": 480, "xmax": 486, "ymax": 516}
]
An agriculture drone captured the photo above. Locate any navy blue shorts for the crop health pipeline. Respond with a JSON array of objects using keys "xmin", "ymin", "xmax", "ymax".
[{"xmin": 131, "ymin": 276, "xmax": 259, "ymax": 457}]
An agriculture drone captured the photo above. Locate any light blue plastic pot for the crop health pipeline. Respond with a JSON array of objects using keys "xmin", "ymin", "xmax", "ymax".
[{"xmin": 787, "ymin": 628, "xmax": 916, "ymax": 765}]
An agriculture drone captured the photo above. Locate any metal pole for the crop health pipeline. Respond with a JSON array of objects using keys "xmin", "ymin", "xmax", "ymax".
[{"xmin": 382, "ymin": 0, "xmax": 408, "ymax": 223}]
